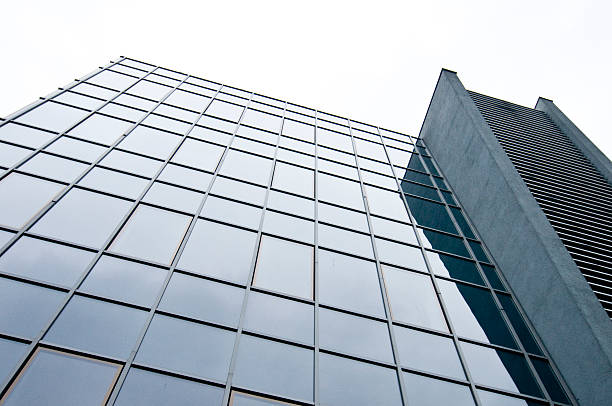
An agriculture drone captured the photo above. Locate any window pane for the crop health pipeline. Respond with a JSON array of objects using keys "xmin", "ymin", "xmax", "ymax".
[
  {"xmin": 171, "ymin": 138, "xmax": 225, "ymax": 172},
  {"xmin": 115, "ymin": 368, "xmax": 224, "ymax": 406},
  {"xmin": 158, "ymin": 163, "xmax": 213, "ymax": 191},
  {"xmin": 16, "ymin": 102, "xmax": 89, "ymax": 133},
  {"xmin": 0, "ymin": 236, "xmax": 95, "ymax": 287},
  {"xmin": 68, "ymin": 113, "xmax": 133, "ymax": 146},
  {"xmin": 205, "ymin": 100, "xmax": 244, "ymax": 122},
  {"xmin": 496, "ymin": 293, "xmax": 541, "ymax": 355},
  {"xmin": 370, "ymin": 216, "xmax": 417, "ymax": 245},
  {"xmin": 318, "ymin": 250, "xmax": 384, "ymax": 317},
  {"xmin": 375, "ymin": 238, "xmax": 426, "ymax": 270},
  {"xmin": 254, "ymin": 236, "xmax": 313, "ymax": 299},
  {"xmin": 178, "ymin": 219, "xmax": 257, "ymax": 284},
  {"xmin": 394, "ymin": 326, "xmax": 465, "ymax": 379},
  {"xmin": 135, "ymin": 314, "xmax": 234, "ymax": 381},
  {"xmin": 272, "ymin": 162, "xmax": 314, "ymax": 198},
  {"xmin": 45, "ymin": 295, "xmax": 148, "ymax": 359},
  {"xmin": 1, "ymin": 349, "xmax": 119, "ymax": 406},
  {"xmin": 201, "ymin": 196, "xmax": 262, "ymax": 230},
  {"xmin": 0, "ymin": 142, "xmax": 31, "ymax": 168},
  {"xmin": 234, "ymin": 335, "xmax": 313, "ymax": 402},
  {"xmin": 119, "ymin": 126, "xmax": 181, "ymax": 160},
  {"xmin": 111, "ymin": 205, "xmax": 190, "ymax": 265},
  {"xmin": 418, "ymin": 228, "xmax": 469, "ymax": 257},
  {"xmin": 383, "ymin": 266, "xmax": 448, "ymax": 332},
  {"xmin": 100, "ymin": 150, "xmax": 163, "ymax": 178},
  {"xmin": 320, "ymin": 308, "xmax": 393, "ymax": 363},
  {"xmin": 427, "ymin": 252, "xmax": 483, "ymax": 285},
  {"xmin": 0, "ymin": 278, "xmax": 65, "ymax": 338},
  {"xmin": 403, "ymin": 372, "xmax": 475, "ymax": 406},
  {"xmin": 477, "ymin": 390, "xmax": 544, "ymax": 406},
  {"xmin": 79, "ymin": 256, "xmax": 167, "ymax": 307},
  {"xmin": 210, "ymin": 176, "xmax": 267, "ymax": 206},
  {"xmin": 19, "ymin": 153, "xmax": 87, "ymax": 183},
  {"xmin": 262, "ymin": 211, "xmax": 314, "ymax": 244},
  {"xmin": 530, "ymin": 357, "xmax": 569, "ymax": 404},
  {"xmin": 364, "ymin": 185, "xmax": 410, "ymax": 222},
  {"xmin": 461, "ymin": 342, "xmax": 542, "ymax": 397},
  {"xmin": 318, "ymin": 224, "xmax": 373, "ymax": 258},
  {"xmin": 32, "ymin": 189, "xmax": 132, "ymax": 248},
  {"xmin": 319, "ymin": 353, "xmax": 402, "ymax": 406},
  {"xmin": 78, "ymin": 167, "xmax": 149, "ymax": 199},
  {"xmin": 143, "ymin": 182, "xmax": 203, "ymax": 213},
  {"xmin": 89, "ymin": 69, "xmax": 139, "ymax": 89},
  {"xmin": 220, "ymin": 150, "xmax": 273, "ymax": 186},
  {"xmin": 0, "ymin": 173, "xmax": 63, "ymax": 228},
  {"xmin": 318, "ymin": 203, "xmax": 368, "ymax": 232},
  {"xmin": 0, "ymin": 230, "xmax": 13, "ymax": 247},
  {"xmin": 45, "ymin": 137, "xmax": 107, "ymax": 163},
  {"xmin": 0, "ymin": 123, "xmax": 54, "ymax": 149},
  {"xmin": 244, "ymin": 291, "xmax": 313, "ymax": 345},
  {"xmin": 0, "ymin": 338, "xmax": 28, "ymax": 383},
  {"xmin": 438, "ymin": 279, "xmax": 516, "ymax": 348},
  {"xmin": 267, "ymin": 190, "xmax": 314, "ymax": 219},
  {"xmin": 317, "ymin": 173, "xmax": 363, "ymax": 210},
  {"xmin": 405, "ymin": 196, "xmax": 457, "ymax": 234},
  {"xmin": 231, "ymin": 391, "xmax": 298, "ymax": 405},
  {"xmin": 159, "ymin": 272, "xmax": 244, "ymax": 327},
  {"xmin": 191, "ymin": 126, "xmax": 233, "ymax": 145}
]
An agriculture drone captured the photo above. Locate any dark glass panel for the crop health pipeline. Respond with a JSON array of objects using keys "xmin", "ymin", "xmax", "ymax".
[
  {"xmin": 469, "ymin": 240, "xmax": 490, "ymax": 263},
  {"xmin": 450, "ymin": 207, "xmax": 476, "ymax": 239},
  {"xmin": 427, "ymin": 252, "xmax": 484, "ymax": 285},
  {"xmin": 438, "ymin": 279, "xmax": 517, "ymax": 348},
  {"xmin": 418, "ymin": 228, "xmax": 469, "ymax": 257},
  {"xmin": 497, "ymin": 293, "xmax": 541, "ymax": 355},
  {"xmin": 405, "ymin": 196, "xmax": 457, "ymax": 234},
  {"xmin": 402, "ymin": 181, "xmax": 441, "ymax": 201},
  {"xmin": 530, "ymin": 357, "xmax": 570, "ymax": 404},
  {"xmin": 482, "ymin": 264, "xmax": 505, "ymax": 291}
]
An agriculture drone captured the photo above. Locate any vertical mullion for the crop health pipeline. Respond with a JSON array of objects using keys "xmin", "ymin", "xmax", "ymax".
[
  {"xmin": 313, "ymin": 111, "xmax": 320, "ymax": 406},
  {"xmin": 0, "ymin": 64, "xmax": 184, "ymax": 400},
  {"xmin": 346, "ymin": 121, "xmax": 410, "ymax": 406},
  {"xmin": 377, "ymin": 131, "xmax": 484, "ymax": 406},
  {"xmin": 220, "ymin": 102, "xmax": 289, "ymax": 406},
  {"xmin": 416, "ymin": 143, "xmax": 571, "ymax": 405}
]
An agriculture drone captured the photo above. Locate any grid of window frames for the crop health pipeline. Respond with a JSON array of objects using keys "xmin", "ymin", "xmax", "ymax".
[{"xmin": 0, "ymin": 57, "xmax": 574, "ymax": 406}]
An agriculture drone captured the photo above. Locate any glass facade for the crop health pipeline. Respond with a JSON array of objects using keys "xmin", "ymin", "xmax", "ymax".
[{"xmin": 0, "ymin": 57, "xmax": 573, "ymax": 405}]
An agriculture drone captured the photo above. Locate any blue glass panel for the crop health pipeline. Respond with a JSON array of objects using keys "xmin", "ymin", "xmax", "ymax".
[
  {"xmin": 405, "ymin": 196, "xmax": 457, "ymax": 234},
  {"xmin": 427, "ymin": 252, "xmax": 484, "ymax": 285}
]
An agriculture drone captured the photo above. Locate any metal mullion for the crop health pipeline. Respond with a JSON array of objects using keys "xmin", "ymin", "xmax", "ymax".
[
  {"xmin": 347, "ymin": 120, "xmax": 410, "ymax": 406},
  {"xmin": 221, "ymin": 101, "xmax": 289, "ymax": 406},
  {"xmin": 376, "ymin": 128, "xmax": 483, "ymax": 406},
  {"xmin": 103, "ymin": 84, "xmax": 237, "ymax": 406},
  {"xmin": 0, "ymin": 63, "xmax": 158, "ymax": 186},
  {"xmin": 313, "ymin": 111, "xmax": 320, "ymax": 405},
  {"xmin": 0, "ymin": 63, "xmax": 181, "ymax": 399},
  {"xmin": 0, "ymin": 59, "xmax": 148, "ymax": 181},
  {"xmin": 420, "ymin": 142, "xmax": 578, "ymax": 405},
  {"xmin": 0, "ymin": 58, "xmax": 125, "ymax": 125},
  {"xmin": 0, "ymin": 64, "xmax": 164, "ymax": 258}
]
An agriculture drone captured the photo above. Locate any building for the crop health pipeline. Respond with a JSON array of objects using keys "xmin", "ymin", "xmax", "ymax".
[{"xmin": 0, "ymin": 57, "xmax": 606, "ymax": 405}]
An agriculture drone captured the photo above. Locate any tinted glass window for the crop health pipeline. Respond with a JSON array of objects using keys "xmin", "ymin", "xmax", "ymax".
[
  {"xmin": 375, "ymin": 238, "xmax": 426, "ymax": 270},
  {"xmin": 319, "ymin": 353, "xmax": 401, "ymax": 406},
  {"xmin": 461, "ymin": 342, "xmax": 542, "ymax": 397},
  {"xmin": 403, "ymin": 372, "xmax": 475, "ymax": 406},
  {"xmin": 115, "ymin": 368, "xmax": 224, "ymax": 406},
  {"xmin": 201, "ymin": 196, "xmax": 262, "ymax": 230},
  {"xmin": 135, "ymin": 314, "xmax": 235, "ymax": 381},
  {"xmin": 119, "ymin": 126, "xmax": 180, "ymax": 160},
  {"xmin": 0, "ymin": 338, "xmax": 28, "ymax": 383},
  {"xmin": 244, "ymin": 291, "xmax": 313, "ymax": 345},
  {"xmin": 220, "ymin": 150, "xmax": 273, "ymax": 186},
  {"xmin": 159, "ymin": 272, "xmax": 244, "ymax": 327},
  {"xmin": 382, "ymin": 266, "xmax": 447, "ymax": 332},
  {"xmin": 45, "ymin": 295, "xmax": 148, "ymax": 359},
  {"xmin": 364, "ymin": 186, "xmax": 410, "ymax": 223},
  {"xmin": 262, "ymin": 211, "xmax": 314, "ymax": 244},
  {"xmin": 210, "ymin": 176, "xmax": 267, "ymax": 206},
  {"xmin": 0, "ymin": 123, "xmax": 54, "ymax": 149},
  {"xmin": 100, "ymin": 150, "xmax": 163, "ymax": 178},
  {"xmin": 69, "ymin": 113, "xmax": 133, "ymax": 146},
  {"xmin": 405, "ymin": 196, "xmax": 457, "ymax": 234},
  {"xmin": 438, "ymin": 279, "xmax": 516, "ymax": 348},
  {"xmin": 318, "ymin": 224, "xmax": 373, "ymax": 258},
  {"xmin": 318, "ymin": 173, "xmax": 363, "ymax": 211},
  {"xmin": 0, "ymin": 278, "xmax": 65, "ymax": 338},
  {"xmin": 16, "ymin": 102, "xmax": 89, "ymax": 133},
  {"xmin": 427, "ymin": 252, "xmax": 483, "ymax": 285},
  {"xmin": 272, "ymin": 162, "xmax": 314, "ymax": 198},
  {"xmin": 0, "ymin": 173, "xmax": 63, "ymax": 228},
  {"xmin": 254, "ymin": 236, "xmax": 313, "ymax": 299},
  {"xmin": 320, "ymin": 308, "xmax": 393, "ymax": 363},
  {"xmin": 19, "ymin": 153, "xmax": 87, "ymax": 183},
  {"xmin": 497, "ymin": 293, "xmax": 541, "ymax": 355},
  {"xmin": 267, "ymin": 190, "xmax": 314, "ymax": 219},
  {"xmin": 0, "ymin": 143, "xmax": 33, "ymax": 168},
  {"xmin": 171, "ymin": 138, "xmax": 225, "ymax": 172},
  {"xmin": 318, "ymin": 250, "xmax": 384, "ymax": 317},
  {"xmin": 394, "ymin": 326, "xmax": 464, "ymax": 379},
  {"xmin": 178, "ymin": 219, "xmax": 257, "ymax": 284},
  {"xmin": 233, "ymin": 335, "xmax": 313, "ymax": 402},
  {"xmin": 110, "ymin": 205, "xmax": 190, "ymax": 265},
  {"xmin": 1, "ymin": 349, "xmax": 119, "ymax": 406},
  {"xmin": 418, "ymin": 228, "xmax": 469, "ymax": 257},
  {"xmin": 32, "ymin": 188, "xmax": 132, "ymax": 248},
  {"xmin": 79, "ymin": 256, "xmax": 167, "ymax": 307},
  {"xmin": 45, "ymin": 137, "xmax": 106, "ymax": 163},
  {"xmin": 158, "ymin": 163, "xmax": 213, "ymax": 191},
  {"xmin": 143, "ymin": 181, "xmax": 203, "ymax": 213},
  {"xmin": 0, "ymin": 236, "xmax": 95, "ymax": 287},
  {"xmin": 370, "ymin": 216, "xmax": 417, "ymax": 244},
  {"xmin": 318, "ymin": 203, "xmax": 368, "ymax": 233},
  {"xmin": 78, "ymin": 167, "xmax": 149, "ymax": 199}
]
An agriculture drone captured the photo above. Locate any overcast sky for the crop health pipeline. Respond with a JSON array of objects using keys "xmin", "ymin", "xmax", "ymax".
[{"xmin": 2, "ymin": 0, "xmax": 610, "ymax": 158}]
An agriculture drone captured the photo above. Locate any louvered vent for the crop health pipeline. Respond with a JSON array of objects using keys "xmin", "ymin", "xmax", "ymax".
[{"xmin": 469, "ymin": 90, "xmax": 612, "ymax": 319}]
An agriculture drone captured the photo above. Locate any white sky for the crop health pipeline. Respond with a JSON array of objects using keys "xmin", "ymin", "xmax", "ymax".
[{"xmin": 2, "ymin": 0, "xmax": 611, "ymax": 158}]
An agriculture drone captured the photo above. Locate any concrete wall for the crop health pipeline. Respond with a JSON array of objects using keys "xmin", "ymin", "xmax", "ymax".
[
  {"xmin": 420, "ymin": 70, "xmax": 612, "ymax": 406},
  {"xmin": 535, "ymin": 97, "xmax": 612, "ymax": 184}
]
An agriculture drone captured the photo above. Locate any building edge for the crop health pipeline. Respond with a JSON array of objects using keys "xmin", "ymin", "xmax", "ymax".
[
  {"xmin": 419, "ymin": 69, "xmax": 612, "ymax": 406},
  {"xmin": 534, "ymin": 97, "xmax": 612, "ymax": 184}
]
